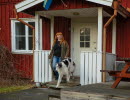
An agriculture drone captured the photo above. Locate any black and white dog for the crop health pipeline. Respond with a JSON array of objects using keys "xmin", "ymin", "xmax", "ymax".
[{"xmin": 56, "ymin": 58, "xmax": 76, "ymax": 88}]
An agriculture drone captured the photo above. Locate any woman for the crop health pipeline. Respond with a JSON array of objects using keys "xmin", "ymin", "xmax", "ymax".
[{"xmin": 48, "ymin": 32, "xmax": 69, "ymax": 80}]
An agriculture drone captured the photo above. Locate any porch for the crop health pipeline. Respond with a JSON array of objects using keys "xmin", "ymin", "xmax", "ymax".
[{"xmin": 33, "ymin": 7, "xmax": 117, "ymax": 86}]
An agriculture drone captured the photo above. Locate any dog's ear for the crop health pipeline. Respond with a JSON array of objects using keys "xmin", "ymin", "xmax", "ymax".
[
  {"xmin": 68, "ymin": 58, "xmax": 71, "ymax": 62},
  {"xmin": 63, "ymin": 60, "xmax": 69, "ymax": 66},
  {"xmin": 58, "ymin": 63, "xmax": 62, "ymax": 68}
]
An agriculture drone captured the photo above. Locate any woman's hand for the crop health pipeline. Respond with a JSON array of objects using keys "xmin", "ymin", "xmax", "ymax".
[
  {"xmin": 64, "ymin": 56, "xmax": 68, "ymax": 59},
  {"xmin": 48, "ymin": 55, "xmax": 51, "ymax": 59}
]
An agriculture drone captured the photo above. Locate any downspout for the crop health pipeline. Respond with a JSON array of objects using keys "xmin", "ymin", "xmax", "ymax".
[
  {"xmin": 102, "ymin": 0, "xmax": 119, "ymax": 82},
  {"xmin": 14, "ymin": 9, "xmax": 35, "ymax": 82}
]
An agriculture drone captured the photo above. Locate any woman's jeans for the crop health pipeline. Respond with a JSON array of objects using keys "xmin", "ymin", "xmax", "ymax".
[{"xmin": 52, "ymin": 56, "xmax": 61, "ymax": 79}]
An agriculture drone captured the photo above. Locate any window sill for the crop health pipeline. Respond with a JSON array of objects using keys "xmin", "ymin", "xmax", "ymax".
[{"xmin": 12, "ymin": 51, "xmax": 33, "ymax": 55}]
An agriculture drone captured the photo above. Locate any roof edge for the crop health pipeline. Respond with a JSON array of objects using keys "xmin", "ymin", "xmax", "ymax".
[
  {"xmin": 86, "ymin": 0, "xmax": 113, "ymax": 7},
  {"xmin": 15, "ymin": 0, "xmax": 44, "ymax": 12}
]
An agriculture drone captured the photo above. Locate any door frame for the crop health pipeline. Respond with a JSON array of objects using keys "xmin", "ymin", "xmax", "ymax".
[{"xmin": 71, "ymin": 20, "xmax": 98, "ymax": 76}]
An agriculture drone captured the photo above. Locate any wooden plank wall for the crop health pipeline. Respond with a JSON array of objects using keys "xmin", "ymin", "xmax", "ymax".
[
  {"xmin": 116, "ymin": 18, "xmax": 130, "ymax": 58},
  {"xmin": 54, "ymin": 16, "xmax": 71, "ymax": 56},
  {"xmin": 0, "ymin": 1, "xmax": 34, "ymax": 79},
  {"xmin": 42, "ymin": 17, "xmax": 51, "ymax": 50},
  {"xmin": 121, "ymin": 0, "xmax": 130, "ymax": 8},
  {"xmin": 50, "ymin": 0, "xmax": 97, "ymax": 10},
  {"xmin": 103, "ymin": 17, "xmax": 112, "ymax": 53}
]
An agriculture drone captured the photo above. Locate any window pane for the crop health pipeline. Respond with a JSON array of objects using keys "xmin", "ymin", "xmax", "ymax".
[
  {"xmin": 85, "ymin": 28, "xmax": 90, "ymax": 35},
  {"xmin": 28, "ymin": 22, "xmax": 35, "ymax": 35},
  {"xmin": 16, "ymin": 37, "xmax": 26, "ymax": 50},
  {"xmin": 85, "ymin": 36, "xmax": 90, "ymax": 41},
  {"xmin": 15, "ymin": 22, "xmax": 25, "ymax": 35},
  {"xmin": 80, "ymin": 28, "xmax": 85, "ymax": 35},
  {"xmin": 80, "ymin": 36, "xmax": 84, "ymax": 41},
  {"xmin": 85, "ymin": 42, "xmax": 90, "ymax": 47},
  {"xmin": 29, "ymin": 37, "xmax": 33, "ymax": 50},
  {"xmin": 80, "ymin": 42, "xmax": 84, "ymax": 47}
]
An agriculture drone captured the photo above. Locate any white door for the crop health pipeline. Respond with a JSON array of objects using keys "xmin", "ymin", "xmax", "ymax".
[{"xmin": 71, "ymin": 23, "xmax": 98, "ymax": 76}]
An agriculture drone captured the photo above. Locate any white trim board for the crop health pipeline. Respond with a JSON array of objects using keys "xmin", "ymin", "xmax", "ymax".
[
  {"xmin": 50, "ymin": 16, "xmax": 54, "ymax": 48},
  {"xmin": 86, "ymin": 0, "xmax": 113, "ymax": 7},
  {"xmin": 112, "ymin": 19, "xmax": 116, "ymax": 54},
  {"xmin": 15, "ymin": 0, "xmax": 44, "ymax": 12},
  {"xmin": 97, "ymin": 7, "xmax": 103, "ymax": 52}
]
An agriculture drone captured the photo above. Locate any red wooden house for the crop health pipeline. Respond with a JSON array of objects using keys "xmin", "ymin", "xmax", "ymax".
[{"xmin": 1, "ymin": 0, "xmax": 130, "ymax": 86}]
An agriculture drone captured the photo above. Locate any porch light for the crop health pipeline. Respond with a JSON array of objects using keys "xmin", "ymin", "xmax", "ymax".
[{"xmin": 73, "ymin": 12, "xmax": 80, "ymax": 15}]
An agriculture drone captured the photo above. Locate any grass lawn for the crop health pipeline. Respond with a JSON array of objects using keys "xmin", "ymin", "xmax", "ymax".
[{"xmin": 0, "ymin": 84, "xmax": 34, "ymax": 93}]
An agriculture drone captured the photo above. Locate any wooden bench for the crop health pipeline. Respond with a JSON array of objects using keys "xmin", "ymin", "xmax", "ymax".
[
  {"xmin": 100, "ymin": 70, "xmax": 121, "ymax": 75},
  {"xmin": 101, "ymin": 58, "xmax": 130, "ymax": 88}
]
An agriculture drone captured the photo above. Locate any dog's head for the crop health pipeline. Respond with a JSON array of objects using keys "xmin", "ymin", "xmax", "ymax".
[
  {"xmin": 56, "ymin": 63, "xmax": 62, "ymax": 71},
  {"xmin": 58, "ymin": 63, "xmax": 62, "ymax": 68},
  {"xmin": 56, "ymin": 63, "xmax": 62, "ymax": 69}
]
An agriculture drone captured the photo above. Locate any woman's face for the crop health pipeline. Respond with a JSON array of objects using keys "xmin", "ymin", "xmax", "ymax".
[{"xmin": 57, "ymin": 34, "xmax": 63, "ymax": 40}]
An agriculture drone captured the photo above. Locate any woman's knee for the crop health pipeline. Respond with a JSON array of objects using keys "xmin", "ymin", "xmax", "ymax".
[{"xmin": 52, "ymin": 56, "xmax": 57, "ymax": 69}]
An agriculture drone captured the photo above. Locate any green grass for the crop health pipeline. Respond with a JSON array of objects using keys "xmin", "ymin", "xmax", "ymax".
[{"xmin": 0, "ymin": 84, "xmax": 34, "ymax": 93}]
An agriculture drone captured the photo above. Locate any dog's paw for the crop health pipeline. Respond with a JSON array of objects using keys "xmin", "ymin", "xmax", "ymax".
[
  {"xmin": 56, "ymin": 85, "xmax": 58, "ymax": 88},
  {"xmin": 67, "ymin": 79, "xmax": 70, "ymax": 83}
]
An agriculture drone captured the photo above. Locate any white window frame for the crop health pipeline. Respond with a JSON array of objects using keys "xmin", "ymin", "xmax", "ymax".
[
  {"xmin": 80, "ymin": 27, "xmax": 91, "ymax": 48},
  {"xmin": 11, "ymin": 18, "xmax": 36, "ymax": 54}
]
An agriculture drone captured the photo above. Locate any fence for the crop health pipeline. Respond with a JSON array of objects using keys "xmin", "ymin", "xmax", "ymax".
[{"xmin": 34, "ymin": 50, "xmax": 52, "ymax": 83}]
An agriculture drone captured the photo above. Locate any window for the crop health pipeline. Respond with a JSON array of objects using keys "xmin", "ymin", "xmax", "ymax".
[
  {"xmin": 11, "ymin": 19, "xmax": 35, "ymax": 53},
  {"xmin": 80, "ymin": 28, "xmax": 90, "ymax": 48}
]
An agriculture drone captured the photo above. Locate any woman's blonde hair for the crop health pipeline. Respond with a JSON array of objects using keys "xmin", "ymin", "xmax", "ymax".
[{"xmin": 52, "ymin": 32, "xmax": 65, "ymax": 47}]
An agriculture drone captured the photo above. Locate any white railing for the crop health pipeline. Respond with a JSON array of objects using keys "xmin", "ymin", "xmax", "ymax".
[
  {"xmin": 34, "ymin": 50, "xmax": 52, "ymax": 83},
  {"xmin": 80, "ymin": 51, "xmax": 102, "ymax": 85},
  {"xmin": 34, "ymin": 50, "xmax": 116, "ymax": 84}
]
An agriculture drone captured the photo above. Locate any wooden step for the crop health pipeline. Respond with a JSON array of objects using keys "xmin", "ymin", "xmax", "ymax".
[{"xmin": 45, "ymin": 77, "xmax": 80, "ymax": 89}]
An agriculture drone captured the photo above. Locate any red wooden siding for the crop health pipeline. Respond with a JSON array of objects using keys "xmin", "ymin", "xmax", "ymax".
[
  {"xmin": 116, "ymin": 18, "xmax": 130, "ymax": 58},
  {"xmin": 13, "ymin": 54, "xmax": 33, "ymax": 78},
  {"xmin": 50, "ymin": 0, "xmax": 96, "ymax": 10},
  {"xmin": 121, "ymin": 0, "xmax": 130, "ymax": 8},
  {"xmin": 103, "ymin": 17, "xmax": 112, "ymax": 53},
  {"xmin": 54, "ymin": 17, "xmax": 71, "ymax": 56},
  {"xmin": 0, "ymin": 2, "xmax": 34, "ymax": 79},
  {"xmin": 42, "ymin": 17, "xmax": 51, "ymax": 50},
  {"xmin": 103, "ymin": 16, "xmax": 130, "ymax": 58},
  {"xmin": 0, "ymin": 0, "xmax": 23, "ymax": 3}
]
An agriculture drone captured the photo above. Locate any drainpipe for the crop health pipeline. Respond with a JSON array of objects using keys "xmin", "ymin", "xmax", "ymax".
[
  {"xmin": 127, "ymin": 8, "xmax": 130, "ymax": 12},
  {"xmin": 102, "ymin": 0, "xmax": 119, "ymax": 82},
  {"xmin": 14, "ymin": 9, "xmax": 35, "ymax": 82}
]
